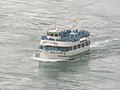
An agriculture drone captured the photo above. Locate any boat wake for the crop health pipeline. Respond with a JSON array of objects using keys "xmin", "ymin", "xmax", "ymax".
[{"xmin": 91, "ymin": 38, "xmax": 119, "ymax": 48}]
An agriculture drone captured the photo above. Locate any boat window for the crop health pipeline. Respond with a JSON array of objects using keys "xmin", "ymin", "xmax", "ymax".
[
  {"xmin": 78, "ymin": 44, "xmax": 81, "ymax": 48},
  {"xmin": 50, "ymin": 34, "xmax": 54, "ymax": 36},
  {"xmin": 39, "ymin": 45, "xmax": 43, "ymax": 49},
  {"xmin": 82, "ymin": 43, "xmax": 84, "ymax": 48},
  {"xmin": 66, "ymin": 47, "xmax": 70, "ymax": 51},
  {"xmin": 44, "ymin": 46, "xmax": 54, "ymax": 50},
  {"xmin": 55, "ymin": 34, "xmax": 58, "ymax": 37},
  {"xmin": 56, "ymin": 47, "xmax": 61, "ymax": 51},
  {"xmin": 69, "ymin": 47, "xmax": 72, "ymax": 50},
  {"xmin": 56, "ymin": 47, "xmax": 71, "ymax": 51},
  {"xmin": 73, "ymin": 45, "xmax": 77, "ymax": 49},
  {"xmin": 86, "ymin": 41, "xmax": 89, "ymax": 46}
]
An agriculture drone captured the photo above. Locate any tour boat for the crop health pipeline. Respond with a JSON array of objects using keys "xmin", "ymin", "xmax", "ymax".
[{"xmin": 32, "ymin": 28, "xmax": 90, "ymax": 61}]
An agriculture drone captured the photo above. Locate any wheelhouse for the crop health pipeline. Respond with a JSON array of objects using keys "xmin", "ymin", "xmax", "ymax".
[{"xmin": 47, "ymin": 30, "xmax": 60, "ymax": 37}]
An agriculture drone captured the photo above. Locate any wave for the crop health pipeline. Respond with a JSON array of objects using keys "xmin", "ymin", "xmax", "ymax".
[{"xmin": 90, "ymin": 38, "xmax": 119, "ymax": 48}]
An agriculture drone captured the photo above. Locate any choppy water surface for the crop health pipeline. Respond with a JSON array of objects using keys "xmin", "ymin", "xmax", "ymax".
[{"xmin": 0, "ymin": 0, "xmax": 120, "ymax": 89}]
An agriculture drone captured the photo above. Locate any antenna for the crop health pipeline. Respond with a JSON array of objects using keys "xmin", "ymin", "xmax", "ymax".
[{"xmin": 54, "ymin": 20, "xmax": 58, "ymax": 30}]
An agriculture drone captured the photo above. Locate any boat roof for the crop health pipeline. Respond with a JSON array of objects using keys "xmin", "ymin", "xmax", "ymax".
[{"xmin": 47, "ymin": 30, "xmax": 61, "ymax": 34}]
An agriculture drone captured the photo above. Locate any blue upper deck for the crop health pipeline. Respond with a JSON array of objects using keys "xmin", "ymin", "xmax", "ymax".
[{"xmin": 41, "ymin": 29, "xmax": 90, "ymax": 42}]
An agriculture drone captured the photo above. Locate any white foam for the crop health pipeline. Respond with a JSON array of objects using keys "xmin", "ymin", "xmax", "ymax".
[{"xmin": 91, "ymin": 38, "xmax": 119, "ymax": 48}]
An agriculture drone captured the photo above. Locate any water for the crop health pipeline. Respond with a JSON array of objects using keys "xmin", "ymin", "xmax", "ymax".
[{"xmin": 0, "ymin": 0, "xmax": 120, "ymax": 89}]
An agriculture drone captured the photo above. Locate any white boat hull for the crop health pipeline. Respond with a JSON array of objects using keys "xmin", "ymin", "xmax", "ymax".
[{"xmin": 31, "ymin": 45, "xmax": 90, "ymax": 61}]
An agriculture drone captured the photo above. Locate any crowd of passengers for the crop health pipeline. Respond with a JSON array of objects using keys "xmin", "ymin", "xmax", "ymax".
[{"xmin": 41, "ymin": 30, "xmax": 90, "ymax": 42}]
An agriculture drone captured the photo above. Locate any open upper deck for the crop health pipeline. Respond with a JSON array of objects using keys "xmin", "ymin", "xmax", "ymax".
[{"xmin": 41, "ymin": 29, "xmax": 90, "ymax": 42}]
